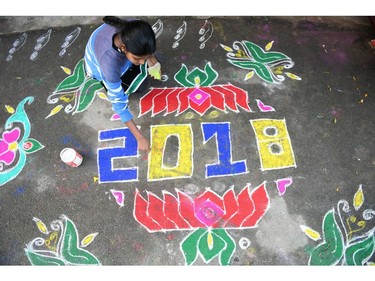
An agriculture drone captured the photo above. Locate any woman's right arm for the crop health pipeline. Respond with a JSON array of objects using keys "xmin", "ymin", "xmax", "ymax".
[{"xmin": 125, "ymin": 119, "xmax": 150, "ymax": 153}]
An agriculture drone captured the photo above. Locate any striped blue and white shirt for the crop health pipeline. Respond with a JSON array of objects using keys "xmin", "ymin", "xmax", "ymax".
[{"xmin": 84, "ymin": 23, "xmax": 144, "ymax": 123}]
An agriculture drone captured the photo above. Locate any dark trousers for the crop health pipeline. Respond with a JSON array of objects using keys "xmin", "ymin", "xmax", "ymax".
[
  {"xmin": 100, "ymin": 64, "xmax": 149, "ymax": 93},
  {"xmin": 121, "ymin": 64, "xmax": 149, "ymax": 93}
]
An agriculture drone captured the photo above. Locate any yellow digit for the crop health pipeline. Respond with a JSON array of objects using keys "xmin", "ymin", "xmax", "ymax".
[
  {"xmin": 148, "ymin": 124, "xmax": 193, "ymax": 180},
  {"xmin": 250, "ymin": 119, "xmax": 296, "ymax": 171}
]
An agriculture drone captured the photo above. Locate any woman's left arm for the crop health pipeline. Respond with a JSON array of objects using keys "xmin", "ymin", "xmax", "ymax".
[
  {"xmin": 147, "ymin": 55, "xmax": 158, "ymax": 67},
  {"xmin": 147, "ymin": 55, "xmax": 161, "ymax": 80}
]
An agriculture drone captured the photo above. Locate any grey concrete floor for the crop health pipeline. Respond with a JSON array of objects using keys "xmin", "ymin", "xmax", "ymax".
[{"xmin": 0, "ymin": 16, "xmax": 374, "ymax": 272}]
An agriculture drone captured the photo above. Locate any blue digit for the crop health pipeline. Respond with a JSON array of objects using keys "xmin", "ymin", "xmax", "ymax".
[
  {"xmin": 98, "ymin": 128, "xmax": 138, "ymax": 183},
  {"xmin": 201, "ymin": 122, "xmax": 247, "ymax": 178}
]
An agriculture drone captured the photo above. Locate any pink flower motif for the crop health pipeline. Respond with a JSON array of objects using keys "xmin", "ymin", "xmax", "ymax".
[
  {"xmin": 195, "ymin": 199, "xmax": 224, "ymax": 227},
  {"xmin": 0, "ymin": 128, "xmax": 21, "ymax": 165}
]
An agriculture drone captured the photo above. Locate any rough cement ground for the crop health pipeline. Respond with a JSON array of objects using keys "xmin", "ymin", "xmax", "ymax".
[{"xmin": 0, "ymin": 16, "xmax": 375, "ymax": 273}]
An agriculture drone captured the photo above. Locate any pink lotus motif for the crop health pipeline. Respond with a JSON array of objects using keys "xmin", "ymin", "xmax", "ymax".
[
  {"xmin": 134, "ymin": 182, "xmax": 270, "ymax": 232},
  {"xmin": 0, "ymin": 127, "xmax": 21, "ymax": 165}
]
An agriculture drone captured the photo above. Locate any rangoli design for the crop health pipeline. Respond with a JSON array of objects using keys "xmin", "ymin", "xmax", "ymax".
[
  {"xmin": 134, "ymin": 182, "xmax": 270, "ymax": 265},
  {"xmin": 25, "ymin": 215, "xmax": 101, "ymax": 265},
  {"xmin": 30, "ymin": 29, "xmax": 52, "ymax": 61},
  {"xmin": 198, "ymin": 20, "xmax": 213, "ymax": 49},
  {"xmin": 6, "ymin": 32, "xmax": 27, "ymax": 62},
  {"xmin": 0, "ymin": 97, "xmax": 45, "ymax": 186},
  {"xmin": 221, "ymin": 40, "xmax": 301, "ymax": 83},
  {"xmin": 301, "ymin": 185, "xmax": 375, "ymax": 265},
  {"xmin": 139, "ymin": 62, "xmax": 251, "ymax": 117},
  {"xmin": 46, "ymin": 59, "xmax": 106, "ymax": 118},
  {"xmin": 59, "ymin": 27, "xmax": 81, "ymax": 57}
]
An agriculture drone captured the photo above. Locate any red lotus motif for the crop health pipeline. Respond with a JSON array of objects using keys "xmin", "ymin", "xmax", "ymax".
[
  {"xmin": 138, "ymin": 83, "xmax": 252, "ymax": 117},
  {"xmin": 133, "ymin": 182, "xmax": 269, "ymax": 232}
]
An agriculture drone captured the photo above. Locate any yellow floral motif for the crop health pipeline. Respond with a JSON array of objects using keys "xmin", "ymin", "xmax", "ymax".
[
  {"xmin": 8, "ymin": 142, "xmax": 18, "ymax": 151},
  {"xmin": 45, "ymin": 232, "xmax": 58, "ymax": 251},
  {"xmin": 208, "ymin": 110, "xmax": 219, "ymax": 119},
  {"xmin": 353, "ymin": 185, "xmax": 364, "ymax": 210},
  {"xmin": 207, "ymin": 231, "xmax": 214, "ymax": 250},
  {"xmin": 285, "ymin": 72, "xmax": 302, "ymax": 81},
  {"xmin": 346, "ymin": 215, "xmax": 366, "ymax": 240},
  {"xmin": 33, "ymin": 217, "xmax": 49, "ymax": 234},
  {"xmin": 245, "ymin": 71, "xmax": 255, "ymax": 80},
  {"xmin": 60, "ymin": 66, "xmax": 72, "ymax": 75},
  {"xmin": 272, "ymin": 66, "xmax": 284, "ymax": 75},
  {"xmin": 97, "ymin": 92, "xmax": 108, "ymax": 100},
  {"xmin": 45, "ymin": 105, "xmax": 64, "ymax": 119},
  {"xmin": 265, "ymin": 41, "xmax": 274, "ymax": 51},
  {"xmin": 81, "ymin": 232, "xmax": 99, "ymax": 248},
  {"xmin": 235, "ymin": 50, "xmax": 247, "ymax": 58},
  {"xmin": 220, "ymin": 44, "xmax": 233, "ymax": 52},
  {"xmin": 194, "ymin": 76, "xmax": 201, "ymax": 85},
  {"xmin": 184, "ymin": 112, "xmax": 195, "ymax": 119},
  {"xmin": 5, "ymin": 105, "xmax": 15, "ymax": 114},
  {"xmin": 59, "ymin": 94, "xmax": 75, "ymax": 102},
  {"xmin": 300, "ymin": 225, "xmax": 321, "ymax": 241}
]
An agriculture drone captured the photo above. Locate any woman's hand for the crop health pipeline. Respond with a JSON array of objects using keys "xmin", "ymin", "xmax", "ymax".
[
  {"xmin": 148, "ymin": 62, "xmax": 161, "ymax": 80},
  {"xmin": 137, "ymin": 134, "xmax": 151, "ymax": 153},
  {"xmin": 125, "ymin": 119, "xmax": 151, "ymax": 153},
  {"xmin": 147, "ymin": 55, "xmax": 158, "ymax": 67},
  {"xmin": 147, "ymin": 55, "xmax": 162, "ymax": 80}
]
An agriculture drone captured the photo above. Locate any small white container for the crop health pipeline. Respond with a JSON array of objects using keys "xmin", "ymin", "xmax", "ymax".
[{"xmin": 60, "ymin": 148, "xmax": 83, "ymax": 167}]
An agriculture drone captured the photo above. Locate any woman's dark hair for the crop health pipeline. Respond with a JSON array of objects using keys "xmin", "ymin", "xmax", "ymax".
[{"xmin": 103, "ymin": 16, "xmax": 156, "ymax": 56}]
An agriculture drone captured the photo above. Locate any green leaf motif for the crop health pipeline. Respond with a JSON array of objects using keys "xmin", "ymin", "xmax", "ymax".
[
  {"xmin": 175, "ymin": 64, "xmax": 195, "ymax": 87},
  {"xmin": 242, "ymin": 41, "xmax": 291, "ymax": 64},
  {"xmin": 202, "ymin": 62, "xmax": 218, "ymax": 86},
  {"xmin": 75, "ymin": 79, "xmax": 104, "ymax": 113},
  {"xmin": 180, "ymin": 228, "xmax": 235, "ymax": 265},
  {"xmin": 199, "ymin": 229, "xmax": 235, "ymax": 265},
  {"xmin": 222, "ymin": 40, "xmax": 297, "ymax": 84},
  {"xmin": 227, "ymin": 59, "xmax": 274, "ymax": 83},
  {"xmin": 198, "ymin": 231, "xmax": 226, "ymax": 263},
  {"xmin": 180, "ymin": 228, "xmax": 206, "ymax": 265},
  {"xmin": 309, "ymin": 209, "xmax": 344, "ymax": 265},
  {"xmin": 55, "ymin": 59, "xmax": 86, "ymax": 93},
  {"xmin": 186, "ymin": 68, "xmax": 207, "ymax": 86},
  {"xmin": 23, "ymin": 138, "xmax": 45, "ymax": 154},
  {"xmin": 213, "ymin": 229, "xmax": 236, "ymax": 265},
  {"xmin": 175, "ymin": 63, "xmax": 218, "ymax": 87},
  {"xmin": 345, "ymin": 233, "xmax": 375, "ymax": 265},
  {"xmin": 60, "ymin": 217, "xmax": 101, "ymax": 265},
  {"xmin": 25, "ymin": 250, "xmax": 66, "ymax": 265}
]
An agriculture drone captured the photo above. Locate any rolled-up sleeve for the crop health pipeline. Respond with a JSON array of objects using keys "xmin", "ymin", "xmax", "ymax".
[{"xmin": 104, "ymin": 80, "xmax": 133, "ymax": 123}]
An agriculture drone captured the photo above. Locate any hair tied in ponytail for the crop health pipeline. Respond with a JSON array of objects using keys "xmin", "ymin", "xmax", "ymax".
[{"xmin": 103, "ymin": 16, "xmax": 127, "ymax": 29}]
